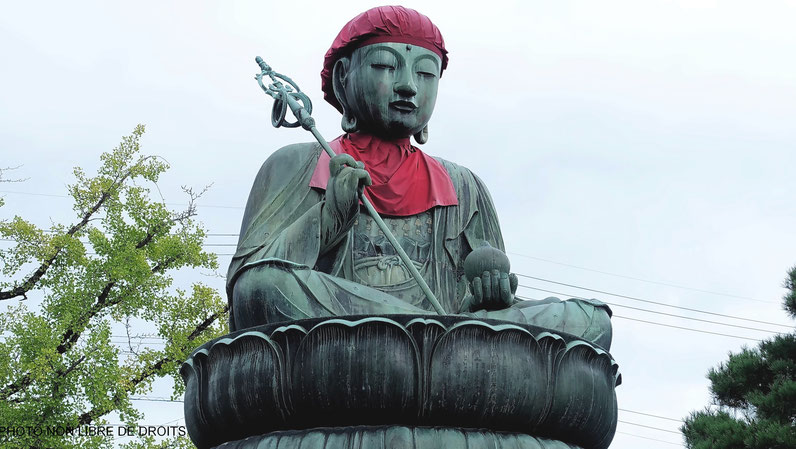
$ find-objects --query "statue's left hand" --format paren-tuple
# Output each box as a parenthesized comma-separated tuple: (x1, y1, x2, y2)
(463, 270, 518, 311)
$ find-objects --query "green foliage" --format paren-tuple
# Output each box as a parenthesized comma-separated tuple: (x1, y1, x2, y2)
(682, 269, 796, 449)
(784, 267, 796, 319)
(0, 126, 228, 448)
(123, 435, 195, 449)
(682, 410, 747, 449)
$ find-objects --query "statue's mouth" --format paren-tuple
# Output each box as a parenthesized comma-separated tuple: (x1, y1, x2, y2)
(390, 101, 417, 113)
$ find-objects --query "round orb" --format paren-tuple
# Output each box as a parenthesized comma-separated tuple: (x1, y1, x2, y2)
(464, 244, 510, 280)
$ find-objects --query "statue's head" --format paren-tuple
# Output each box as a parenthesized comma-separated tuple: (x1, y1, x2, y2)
(321, 6, 448, 142)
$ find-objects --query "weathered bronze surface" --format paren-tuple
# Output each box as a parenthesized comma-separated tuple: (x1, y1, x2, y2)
(214, 427, 588, 449)
(182, 316, 620, 449)
(183, 6, 620, 449)
(227, 40, 613, 348)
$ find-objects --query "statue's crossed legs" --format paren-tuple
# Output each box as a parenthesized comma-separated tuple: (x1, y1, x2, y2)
(232, 262, 613, 350)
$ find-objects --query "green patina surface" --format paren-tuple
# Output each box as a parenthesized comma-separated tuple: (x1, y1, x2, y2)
(227, 42, 613, 350)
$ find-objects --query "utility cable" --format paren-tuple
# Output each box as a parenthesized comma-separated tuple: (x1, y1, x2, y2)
(508, 251, 773, 304)
(615, 431, 683, 446)
(618, 420, 681, 435)
(516, 274, 791, 328)
(0, 194, 775, 306)
(519, 285, 781, 334)
(0, 190, 244, 210)
(612, 315, 761, 342)
(515, 296, 762, 341)
(619, 408, 683, 423)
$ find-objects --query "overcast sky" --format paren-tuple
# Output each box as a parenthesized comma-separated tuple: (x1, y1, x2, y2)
(2, 1, 795, 448)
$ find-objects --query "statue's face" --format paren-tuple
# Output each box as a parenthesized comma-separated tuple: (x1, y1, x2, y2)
(344, 42, 441, 138)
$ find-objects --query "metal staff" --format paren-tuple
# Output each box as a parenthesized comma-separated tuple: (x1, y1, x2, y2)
(254, 56, 445, 315)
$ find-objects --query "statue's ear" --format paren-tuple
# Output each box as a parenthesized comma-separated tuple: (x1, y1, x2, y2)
(333, 57, 358, 133)
(413, 125, 429, 144)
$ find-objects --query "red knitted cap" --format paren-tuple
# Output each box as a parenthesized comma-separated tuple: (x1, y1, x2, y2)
(321, 5, 449, 113)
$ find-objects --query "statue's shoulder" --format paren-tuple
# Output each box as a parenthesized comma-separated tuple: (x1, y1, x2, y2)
(433, 156, 488, 190)
(248, 142, 322, 190)
(263, 142, 322, 168)
(433, 156, 470, 178)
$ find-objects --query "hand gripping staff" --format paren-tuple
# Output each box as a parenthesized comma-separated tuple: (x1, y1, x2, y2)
(253, 56, 446, 315)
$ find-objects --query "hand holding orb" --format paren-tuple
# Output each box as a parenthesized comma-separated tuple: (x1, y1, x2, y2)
(463, 244, 517, 311)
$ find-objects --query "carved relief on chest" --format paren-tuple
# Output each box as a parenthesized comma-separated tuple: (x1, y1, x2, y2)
(351, 211, 433, 287)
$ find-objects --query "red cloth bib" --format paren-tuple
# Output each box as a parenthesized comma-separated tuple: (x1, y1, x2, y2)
(309, 133, 458, 217)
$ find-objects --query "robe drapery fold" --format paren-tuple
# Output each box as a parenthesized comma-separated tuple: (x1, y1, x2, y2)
(227, 141, 504, 323)
(227, 141, 613, 349)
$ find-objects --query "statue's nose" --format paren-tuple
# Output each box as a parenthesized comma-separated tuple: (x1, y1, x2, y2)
(394, 69, 417, 97)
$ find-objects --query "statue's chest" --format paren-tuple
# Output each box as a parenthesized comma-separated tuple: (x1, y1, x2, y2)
(350, 211, 433, 288)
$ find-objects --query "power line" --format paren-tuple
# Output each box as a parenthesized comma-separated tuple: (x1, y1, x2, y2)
(3, 237, 787, 340)
(517, 274, 791, 328)
(615, 431, 683, 447)
(0, 190, 244, 210)
(509, 251, 774, 304)
(516, 295, 763, 341)
(127, 396, 688, 438)
(130, 397, 182, 403)
(127, 400, 688, 446)
(110, 334, 164, 340)
(612, 315, 761, 342)
(129, 399, 688, 447)
(618, 420, 681, 435)
(0, 190, 68, 198)
(0, 196, 776, 306)
(111, 340, 166, 345)
(519, 285, 780, 334)
(619, 408, 683, 423)
(6, 232, 785, 329)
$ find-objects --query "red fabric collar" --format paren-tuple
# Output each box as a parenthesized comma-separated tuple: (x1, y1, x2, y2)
(309, 133, 458, 216)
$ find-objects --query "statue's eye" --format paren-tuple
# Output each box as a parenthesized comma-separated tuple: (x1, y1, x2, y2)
(371, 63, 396, 70)
(414, 59, 439, 78)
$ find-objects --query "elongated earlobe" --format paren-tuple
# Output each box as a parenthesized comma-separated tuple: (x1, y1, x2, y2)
(342, 114, 358, 133)
(333, 58, 358, 133)
(413, 125, 429, 144)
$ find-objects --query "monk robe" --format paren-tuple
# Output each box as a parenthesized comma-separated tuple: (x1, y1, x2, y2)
(227, 137, 613, 350)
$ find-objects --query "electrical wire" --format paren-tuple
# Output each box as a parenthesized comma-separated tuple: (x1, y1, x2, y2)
(615, 431, 683, 446)
(516, 274, 791, 328)
(516, 294, 763, 341)
(0, 193, 776, 305)
(619, 408, 683, 423)
(519, 285, 781, 333)
(618, 420, 681, 435)
(612, 315, 761, 342)
(509, 251, 774, 304)
(0, 190, 244, 210)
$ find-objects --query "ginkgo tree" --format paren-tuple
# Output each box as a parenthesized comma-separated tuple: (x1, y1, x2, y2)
(0, 125, 228, 449)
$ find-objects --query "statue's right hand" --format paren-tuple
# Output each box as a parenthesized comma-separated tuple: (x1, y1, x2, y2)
(321, 154, 372, 238)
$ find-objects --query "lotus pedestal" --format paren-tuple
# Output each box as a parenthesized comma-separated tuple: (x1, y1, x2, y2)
(181, 315, 621, 449)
